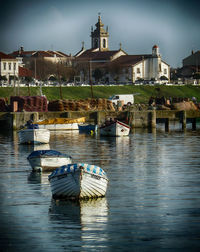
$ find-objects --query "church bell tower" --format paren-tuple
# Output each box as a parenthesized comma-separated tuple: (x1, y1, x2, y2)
(91, 14, 109, 51)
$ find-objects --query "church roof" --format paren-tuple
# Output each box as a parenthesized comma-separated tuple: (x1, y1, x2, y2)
(113, 55, 151, 66)
(76, 49, 121, 61)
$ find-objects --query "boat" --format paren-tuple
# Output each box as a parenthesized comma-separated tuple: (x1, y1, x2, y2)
(27, 150, 72, 172)
(18, 124, 50, 144)
(78, 123, 98, 133)
(36, 117, 86, 130)
(100, 120, 130, 136)
(48, 163, 108, 199)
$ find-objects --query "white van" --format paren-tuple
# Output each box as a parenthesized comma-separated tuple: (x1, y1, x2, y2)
(108, 94, 134, 105)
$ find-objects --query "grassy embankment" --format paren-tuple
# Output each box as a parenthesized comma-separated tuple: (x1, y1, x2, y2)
(0, 85, 200, 104)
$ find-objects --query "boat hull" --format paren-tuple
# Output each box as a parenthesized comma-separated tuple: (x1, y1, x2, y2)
(38, 123, 80, 130)
(28, 156, 72, 172)
(18, 129, 50, 144)
(37, 117, 86, 130)
(49, 163, 108, 199)
(100, 121, 130, 136)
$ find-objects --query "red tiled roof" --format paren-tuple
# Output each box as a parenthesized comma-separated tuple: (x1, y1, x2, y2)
(10, 51, 36, 57)
(10, 50, 69, 58)
(18, 66, 33, 77)
(0, 52, 15, 59)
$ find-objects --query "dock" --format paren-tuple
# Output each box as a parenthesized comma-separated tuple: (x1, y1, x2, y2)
(1, 110, 200, 131)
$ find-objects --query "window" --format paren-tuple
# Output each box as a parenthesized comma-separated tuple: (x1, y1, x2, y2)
(95, 39, 98, 48)
(9, 63, 11, 70)
(103, 39, 106, 48)
(14, 63, 16, 71)
(164, 68, 167, 74)
(137, 68, 140, 74)
(3, 62, 6, 70)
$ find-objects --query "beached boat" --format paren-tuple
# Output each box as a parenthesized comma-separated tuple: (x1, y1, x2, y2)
(27, 150, 72, 172)
(100, 120, 130, 136)
(48, 163, 108, 199)
(78, 123, 98, 133)
(18, 124, 50, 144)
(36, 117, 86, 130)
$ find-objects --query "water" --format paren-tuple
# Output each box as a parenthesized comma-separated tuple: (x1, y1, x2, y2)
(1, 127, 200, 251)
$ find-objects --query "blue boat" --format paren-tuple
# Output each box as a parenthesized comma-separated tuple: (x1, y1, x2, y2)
(78, 124, 98, 134)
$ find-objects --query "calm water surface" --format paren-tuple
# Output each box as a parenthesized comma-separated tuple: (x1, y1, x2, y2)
(0, 127, 200, 251)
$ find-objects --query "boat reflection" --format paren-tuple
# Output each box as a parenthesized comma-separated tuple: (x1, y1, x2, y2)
(28, 171, 50, 184)
(49, 198, 108, 238)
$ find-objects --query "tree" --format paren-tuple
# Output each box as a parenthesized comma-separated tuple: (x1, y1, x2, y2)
(0, 75, 7, 81)
(93, 68, 103, 83)
(193, 72, 200, 80)
(25, 76, 33, 82)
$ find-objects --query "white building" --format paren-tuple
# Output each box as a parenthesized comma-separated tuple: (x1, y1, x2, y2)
(0, 52, 19, 82)
(112, 45, 170, 83)
(75, 15, 170, 84)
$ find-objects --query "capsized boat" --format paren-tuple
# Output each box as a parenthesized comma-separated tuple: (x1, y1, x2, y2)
(48, 163, 108, 199)
(27, 150, 72, 172)
(36, 117, 86, 130)
(100, 120, 130, 136)
(78, 123, 98, 133)
(18, 124, 50, 144)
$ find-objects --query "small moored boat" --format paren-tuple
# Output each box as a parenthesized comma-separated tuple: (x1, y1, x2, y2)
(18, 124, 50, 144)
(100, 120, 130, 137)
(78, 124, 98, 133)
(27, 150, 72, 172)
(48, 163, 108, 199)
(36, 117, 86, 130)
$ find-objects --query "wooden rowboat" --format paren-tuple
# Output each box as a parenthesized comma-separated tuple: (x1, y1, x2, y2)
(27, 150, 72, 172)
(48, 163, 108, 199)
(100, 120, 130, 137)
(36, 117, 86, 130)
(18, 127, 50, 144)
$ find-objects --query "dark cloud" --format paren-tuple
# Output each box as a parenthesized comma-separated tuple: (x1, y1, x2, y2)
(0, 0, 199, 67)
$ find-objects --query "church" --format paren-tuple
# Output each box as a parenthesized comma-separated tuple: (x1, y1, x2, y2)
(75, 15, 170, 84)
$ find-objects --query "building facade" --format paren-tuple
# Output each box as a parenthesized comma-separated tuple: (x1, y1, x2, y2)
(0, 52, 19, 83)
(183, 50, 200, 70)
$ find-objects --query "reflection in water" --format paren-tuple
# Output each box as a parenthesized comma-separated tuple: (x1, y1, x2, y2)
(1, 128, 200, 251)
(28, 171, 50, 185)
(49, 197, 108, 249)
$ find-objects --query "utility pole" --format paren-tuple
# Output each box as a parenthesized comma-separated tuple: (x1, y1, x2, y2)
(89, 59, 94, 98)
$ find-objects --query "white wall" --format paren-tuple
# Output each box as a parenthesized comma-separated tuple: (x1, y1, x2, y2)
(0, 59, 19, 80)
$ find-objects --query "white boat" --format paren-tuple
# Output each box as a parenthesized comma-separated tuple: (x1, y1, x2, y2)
(48, 163, 109, 199)
(36, 117, 86, 130)
(100, 120, 130, 136)
(27, 150, 72, 172)
(18, 128, 50, 144)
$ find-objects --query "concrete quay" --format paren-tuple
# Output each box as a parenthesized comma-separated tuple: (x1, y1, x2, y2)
(0, 110, 200, 131)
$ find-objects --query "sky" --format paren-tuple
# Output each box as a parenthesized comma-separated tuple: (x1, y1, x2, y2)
(0, 0, 200, 68)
